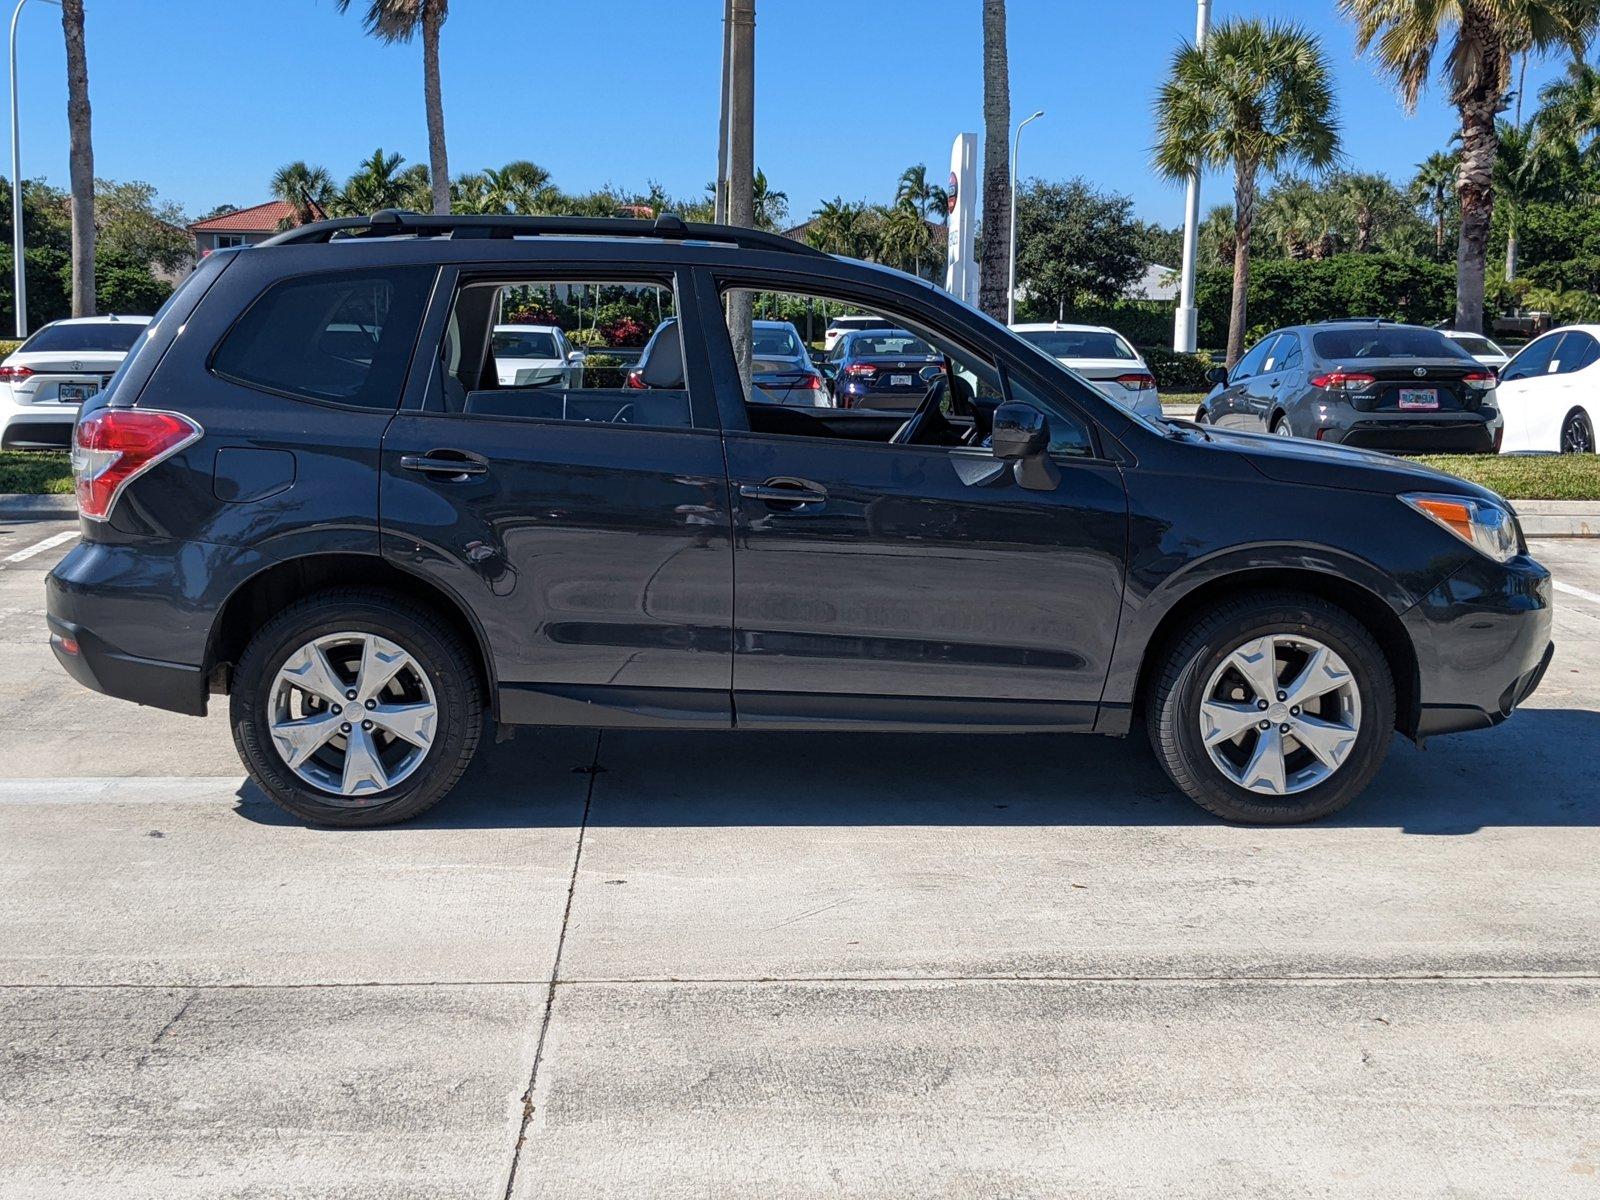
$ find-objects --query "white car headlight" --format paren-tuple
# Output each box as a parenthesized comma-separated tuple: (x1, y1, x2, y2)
(1400, 492, 1520, 563)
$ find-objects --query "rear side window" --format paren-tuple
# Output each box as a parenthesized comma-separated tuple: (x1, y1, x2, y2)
(212, 266, 434, 409)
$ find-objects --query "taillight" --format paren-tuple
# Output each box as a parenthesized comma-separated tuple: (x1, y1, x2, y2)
(1463, 371, 1495, 390)
(800, 374, 821, 389)
(843, 363, 877, 377)
(0, 363, 34, 382)
(1310, 371, 1376, 392)
(1114, 372, 1156, 391)
(624, 368, 646, 389)
(72, 408, 201, 522)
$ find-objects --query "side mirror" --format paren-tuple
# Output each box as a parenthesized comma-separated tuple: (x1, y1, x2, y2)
(991, 401, 1060, 491)
(567, 350, 586, 364)
(1205, 365, 1228, 386)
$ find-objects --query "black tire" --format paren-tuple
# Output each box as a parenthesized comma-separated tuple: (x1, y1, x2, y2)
(1560, 408, 1594, 454)
(1270, 412, 1294, 437)
(230, 588, 482, 827)
(1146, 591, 1395, 824)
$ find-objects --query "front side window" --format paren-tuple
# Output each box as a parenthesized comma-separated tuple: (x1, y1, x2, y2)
(1231, 336, 1276, 380)
(433, 278, 689, 428)
(212, 266, 435, 409)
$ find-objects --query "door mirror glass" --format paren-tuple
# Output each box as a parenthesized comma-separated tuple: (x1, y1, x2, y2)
(1205, 365, 1228, 386)
(991, 401, 1050, 460)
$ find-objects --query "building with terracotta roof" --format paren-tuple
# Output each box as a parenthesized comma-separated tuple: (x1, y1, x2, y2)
(187, 198, 328, 258)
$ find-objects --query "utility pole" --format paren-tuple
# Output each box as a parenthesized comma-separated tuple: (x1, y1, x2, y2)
(1173, 0, 1211, 353)
(1007, 109, 1043, 325)
(8, 0, 60, 337)
(714, 0, 732, 223)
(726, 0, 755, 392)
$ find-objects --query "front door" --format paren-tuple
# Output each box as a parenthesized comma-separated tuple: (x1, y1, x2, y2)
(379, 267, 735, 727)
(702, 274, 1129, 730)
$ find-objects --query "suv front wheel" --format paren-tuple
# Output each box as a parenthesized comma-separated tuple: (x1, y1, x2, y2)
(1147, 592, 1395, 823)
(230, 589, 482, 827)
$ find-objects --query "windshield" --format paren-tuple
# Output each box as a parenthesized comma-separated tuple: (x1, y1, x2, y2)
(20, 322, 145, 353)
(492, 329, 559, 358)
(1017, 329, 1136, 361)
(752, 326, 802, 357)
(851, 332, 935, 357)
(1312, 328, 1470, 360)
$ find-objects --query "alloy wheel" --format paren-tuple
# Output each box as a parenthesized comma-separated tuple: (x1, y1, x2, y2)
(1198, 634, 1362, 796)
(267, 632, 438, 800)
(1562, 412, 1594, 454)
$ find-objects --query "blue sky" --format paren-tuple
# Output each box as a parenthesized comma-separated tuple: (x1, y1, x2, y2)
(7, 0, 1580, 230)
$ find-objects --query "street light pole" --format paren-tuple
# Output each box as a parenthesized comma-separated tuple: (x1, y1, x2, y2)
(1173, 0, 1212, 353)
(1007, 108, 1043, 326)
(9, 0, 60, 339)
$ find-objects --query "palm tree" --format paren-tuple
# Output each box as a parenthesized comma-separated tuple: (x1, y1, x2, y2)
(878, 198, 936, 276)
(977, 0, 1011, 319)
(337, 0, 451, 214)
(1154, 19, 1340, 365)
(482, 161, 554, 213)
(1340, 0, 1600, 332)
(1261, 178, 1334, 259)
(751, 169, 788, 231)
(1495, 119, 1564, 279)
(896, 163, 950, 222)
(397, 163, 433, 211)
(60, 0, 94, 316)
(1336, 171, 1396, 253)
(1534, 59, 1600, 163)
(449, 172, 492, 215)
(1411, 150, 1459, 259)
(270, 161, 334, 226)
(806, 198, 877, 260)
(339, 148, 408, 215)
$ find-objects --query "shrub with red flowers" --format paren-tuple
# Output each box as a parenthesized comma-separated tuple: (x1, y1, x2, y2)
(599, 315, 650, 346)
(507, 303, 559, 326)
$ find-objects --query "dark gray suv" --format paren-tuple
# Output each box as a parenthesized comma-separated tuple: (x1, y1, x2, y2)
(1197, 320, 1500, 454)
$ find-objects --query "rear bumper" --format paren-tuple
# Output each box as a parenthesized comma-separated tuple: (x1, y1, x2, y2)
(2, 406, 76, 449)
(46, 612, 208, 716)
(1324, 413, 1495, 455)
(1404, 552, 1554, 739)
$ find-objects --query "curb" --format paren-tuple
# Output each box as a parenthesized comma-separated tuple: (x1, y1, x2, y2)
(1510, 501, 1600, 539)
(0, 494, 76, 518)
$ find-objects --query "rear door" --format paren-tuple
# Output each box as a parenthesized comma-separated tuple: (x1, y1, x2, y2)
(379, 266, 735, 728)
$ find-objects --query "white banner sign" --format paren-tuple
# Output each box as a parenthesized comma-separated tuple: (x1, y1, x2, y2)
(944, 132, 978, 307)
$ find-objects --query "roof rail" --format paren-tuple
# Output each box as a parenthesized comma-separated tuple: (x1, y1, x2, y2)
(258, 209, 829, 258)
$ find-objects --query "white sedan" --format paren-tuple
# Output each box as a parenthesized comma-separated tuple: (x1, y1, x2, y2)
(1494, 324, 1598, 454)
(490, 323, 585, 388)
(1441, 329, 1511, 375)
(0, 315, 150, 450)
(1010, 322, 1161, 419)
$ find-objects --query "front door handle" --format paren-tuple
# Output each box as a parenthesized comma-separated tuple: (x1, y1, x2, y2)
(400, 450, 489, 478)
(738, 479, 828, 508)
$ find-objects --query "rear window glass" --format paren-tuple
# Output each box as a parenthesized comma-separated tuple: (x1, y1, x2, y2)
(752, 326, 802, 357)
(850, 332, 936, 357)
(212, 266, 434, 408)
(1016, 330, 1136, 361)
(20, 322, 145, 353)
(1312, 328, 1470, 360)
(1450, 335, 1500, 356)
(492, 328, 559, 359)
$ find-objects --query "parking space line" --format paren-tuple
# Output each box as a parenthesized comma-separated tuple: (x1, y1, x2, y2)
(1554, 579, 1600, 606)
(0, 530, 77, 567)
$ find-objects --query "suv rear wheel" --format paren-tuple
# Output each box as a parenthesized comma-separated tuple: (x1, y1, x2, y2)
(230, 589, 482, 827)
(1147, 592, 1395, 823)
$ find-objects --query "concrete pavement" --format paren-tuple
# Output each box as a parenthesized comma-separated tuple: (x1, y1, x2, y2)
(2, 512, 1598, 1197)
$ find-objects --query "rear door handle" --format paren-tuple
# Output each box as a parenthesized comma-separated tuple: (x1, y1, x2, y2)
(400, 450, 489, 478)
(738, 479, 828, 508)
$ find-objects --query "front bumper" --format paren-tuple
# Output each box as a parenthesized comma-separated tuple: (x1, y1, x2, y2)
(1404, 551, 1553, 740)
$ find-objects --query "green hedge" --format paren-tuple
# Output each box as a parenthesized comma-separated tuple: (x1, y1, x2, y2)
(0, 339, 21, 360)
(1142, 346, 1215, 392)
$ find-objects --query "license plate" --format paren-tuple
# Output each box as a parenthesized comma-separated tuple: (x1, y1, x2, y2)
(58, 383, 96, 404)
(890, 374, 914, 387)
(1397, 388, 1438, 410)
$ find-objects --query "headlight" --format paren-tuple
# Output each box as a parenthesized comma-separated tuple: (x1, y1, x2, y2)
(1400, 492, 1520, 562)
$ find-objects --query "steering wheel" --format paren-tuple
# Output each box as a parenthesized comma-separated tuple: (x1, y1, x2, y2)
(889, 375, 950, 447)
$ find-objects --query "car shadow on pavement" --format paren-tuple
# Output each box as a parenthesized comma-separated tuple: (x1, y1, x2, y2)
(232, 706, 1600, 835)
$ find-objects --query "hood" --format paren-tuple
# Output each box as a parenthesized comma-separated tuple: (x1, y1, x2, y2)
(1196, 423, 1503, 503)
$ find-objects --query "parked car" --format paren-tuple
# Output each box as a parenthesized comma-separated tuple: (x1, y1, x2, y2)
(489, 323, 583, 387)
(822, 313, 892, 353)
(1010, 322, 1161, 420)
(1197, 320, 1499, 454)
(639, 317, 829, 405)
(822, 327, 944, 410)
(1440, 329, 1511, 375)
(0, 315, 150, 449)
(1493, 324, 1599, 454)
(48, 210, 1551, 831)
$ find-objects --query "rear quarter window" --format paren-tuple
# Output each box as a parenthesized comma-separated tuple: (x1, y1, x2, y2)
(210, 266, 435, 409)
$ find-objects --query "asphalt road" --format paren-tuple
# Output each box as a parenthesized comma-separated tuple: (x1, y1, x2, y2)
(2, 513, 1598, 1198)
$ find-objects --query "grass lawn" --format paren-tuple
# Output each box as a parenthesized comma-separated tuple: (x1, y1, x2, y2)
(1414, 454, 1600, 501)
(0, 450, 72, 495)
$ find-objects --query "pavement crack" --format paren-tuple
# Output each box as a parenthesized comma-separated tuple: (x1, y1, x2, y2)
(134, 989, 195, 1068)
(497, 729, 600, 1200)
